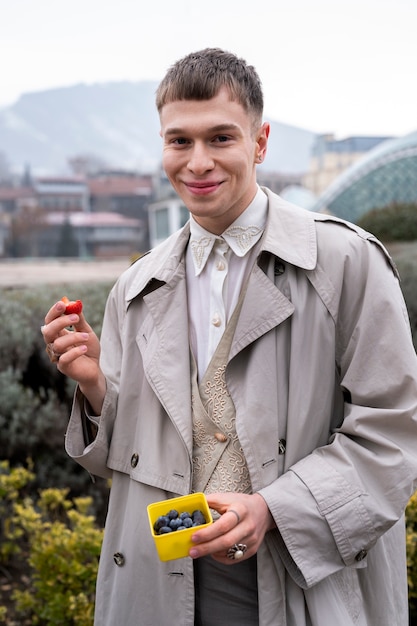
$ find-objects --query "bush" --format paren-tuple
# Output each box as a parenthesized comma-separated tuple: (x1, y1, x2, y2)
(391, 250, 417, 350)
(0, 461, 103, 625)
(407, 492, 417, 621)
(0, 282, 112, 523)
(357, 203, 417, 242)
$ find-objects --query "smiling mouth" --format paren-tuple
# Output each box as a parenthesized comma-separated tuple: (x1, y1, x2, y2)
(184, 181, 222, 195)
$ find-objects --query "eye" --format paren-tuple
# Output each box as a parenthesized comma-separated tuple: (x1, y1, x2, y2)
(173, 137, 189, 145)
(215, 135, 230, 143)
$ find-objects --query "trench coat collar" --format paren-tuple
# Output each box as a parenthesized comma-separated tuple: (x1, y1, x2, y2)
(125, 187, 317, 304)
(260, 187, 317, 270)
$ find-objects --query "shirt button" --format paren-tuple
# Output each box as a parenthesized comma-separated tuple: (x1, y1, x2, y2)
(211, 313, 222, 327)
(216, 260, 225, 271)
(214, 432, 228, 442)
(130, 453, 139, 468)
(355, 549, 367, 561)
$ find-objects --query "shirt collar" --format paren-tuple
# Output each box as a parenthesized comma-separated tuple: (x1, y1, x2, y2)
(189, 186, 268, 276)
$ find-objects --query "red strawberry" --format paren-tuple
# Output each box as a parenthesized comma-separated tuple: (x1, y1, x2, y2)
(61, 296, 83, 315)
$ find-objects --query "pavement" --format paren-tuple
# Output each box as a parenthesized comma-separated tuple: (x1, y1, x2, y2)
(0, 258, 131, 287)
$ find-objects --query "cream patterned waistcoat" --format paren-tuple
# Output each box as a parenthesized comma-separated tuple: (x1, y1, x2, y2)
(191, 285, 252, 497)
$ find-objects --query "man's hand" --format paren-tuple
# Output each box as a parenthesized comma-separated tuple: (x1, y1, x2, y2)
(42, 299, 106, 415)
(189, 492, 275, 563)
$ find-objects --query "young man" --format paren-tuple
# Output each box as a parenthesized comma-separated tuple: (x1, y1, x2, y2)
(42, 49, 417, 625)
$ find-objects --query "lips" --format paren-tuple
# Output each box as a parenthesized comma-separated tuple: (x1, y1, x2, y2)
(184, 181, 222, 195)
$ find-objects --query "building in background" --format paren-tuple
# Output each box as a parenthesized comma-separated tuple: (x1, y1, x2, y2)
(148, 198, 189, 248)
(34, 177, 89, 212)
(311, 130, 417, 222)
(40, 211, 144, 258)
(87, 171, 153, 249)
(304, 134, 392, 197)
(0, 174, 149, 258)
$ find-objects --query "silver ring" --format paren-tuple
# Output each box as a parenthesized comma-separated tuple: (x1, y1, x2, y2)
(228, 509, 240, 524)
(227, 543, 247, 560)
(45, 343, 60, 363)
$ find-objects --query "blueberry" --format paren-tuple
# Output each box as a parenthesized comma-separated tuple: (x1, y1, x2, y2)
(192, 510, 206, 526)
(154, 515, 170, 532)
(169, 518, 183, 530)
(154, 506, 207, 534)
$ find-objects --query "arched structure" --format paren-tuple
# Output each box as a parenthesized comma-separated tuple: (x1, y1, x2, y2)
(311, 130, 417, 222)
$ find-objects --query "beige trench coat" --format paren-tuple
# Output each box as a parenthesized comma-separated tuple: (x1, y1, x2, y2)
(66, 188, 417, 625)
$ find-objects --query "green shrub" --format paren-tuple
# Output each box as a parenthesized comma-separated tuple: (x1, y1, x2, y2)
(391, 250, 417, 350)
(0, 460, 35, 563)
(0, 461, 103, 625)
(358, 203, 417, 242)
(12, 491, 103, 625)
(407, 492, 417, 620)
(0, 282, 112, 522)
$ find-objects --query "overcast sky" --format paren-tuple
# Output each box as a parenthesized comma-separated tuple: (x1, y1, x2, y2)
(1, 0, 416, 138)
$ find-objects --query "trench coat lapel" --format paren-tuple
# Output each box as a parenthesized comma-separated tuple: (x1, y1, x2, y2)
(230, 263, 294, 361)
(137, 260, 193, 454)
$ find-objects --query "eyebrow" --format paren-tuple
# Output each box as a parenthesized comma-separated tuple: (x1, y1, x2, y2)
(163, 123, 241, 137)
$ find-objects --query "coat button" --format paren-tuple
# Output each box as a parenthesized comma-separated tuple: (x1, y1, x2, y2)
(130, 453, 139, 468)
(214, 432, 228, 442)
(355, 549, 367, 562)
(274, 260, 285, 276)
(113, 552, 125, 566)
(278, 439, 286, 454)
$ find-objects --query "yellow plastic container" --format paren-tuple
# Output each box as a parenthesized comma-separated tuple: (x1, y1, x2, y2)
(147, 493, 213, 561)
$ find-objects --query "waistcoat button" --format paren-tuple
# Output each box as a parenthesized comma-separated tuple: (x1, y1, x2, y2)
(214, 432, 228, 442)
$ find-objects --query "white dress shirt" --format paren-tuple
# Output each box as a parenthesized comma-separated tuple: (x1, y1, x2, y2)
(186, 186, 268, 379)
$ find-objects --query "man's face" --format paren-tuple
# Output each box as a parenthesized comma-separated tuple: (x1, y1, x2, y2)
(160, 87, 269, 235)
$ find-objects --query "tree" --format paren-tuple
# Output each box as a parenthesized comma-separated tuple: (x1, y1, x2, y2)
(56, 218, 79, 257)
(0, 151, 11, 184)
(68, 153, 108, 177)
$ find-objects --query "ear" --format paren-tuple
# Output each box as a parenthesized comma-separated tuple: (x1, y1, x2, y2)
(255, 122, 270, 163)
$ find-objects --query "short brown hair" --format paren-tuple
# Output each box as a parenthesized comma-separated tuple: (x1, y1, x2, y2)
(156, 48, 264, 125)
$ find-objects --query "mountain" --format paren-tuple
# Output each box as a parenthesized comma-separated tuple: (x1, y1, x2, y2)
(0, 82, 316, 176)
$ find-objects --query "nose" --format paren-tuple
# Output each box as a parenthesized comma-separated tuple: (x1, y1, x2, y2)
(187, 143, 214, 175)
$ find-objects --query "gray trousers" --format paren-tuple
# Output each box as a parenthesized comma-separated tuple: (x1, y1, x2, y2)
(194, 555, 259, 625)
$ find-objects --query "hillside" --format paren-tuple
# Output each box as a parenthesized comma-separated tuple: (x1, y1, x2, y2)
(0, 82, 316, 175)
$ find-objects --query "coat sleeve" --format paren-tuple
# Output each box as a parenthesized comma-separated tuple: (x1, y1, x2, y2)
(64, 280, 124, 480)
(259, 228, 417, 588)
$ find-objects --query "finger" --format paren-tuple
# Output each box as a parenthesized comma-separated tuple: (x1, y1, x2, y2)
(56, 344, 88, 368)
(52, 331, 90, 354)
(45, 342, 60, 364)
(227, 509, 241, 525)
(70, 312, 94, 333)
(190, 525, 251, 561)
(191, 508, 242, 549)
(44, 300, 66, 324)
(41, 317, 74, 345)
(205, 492, 241, 515)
